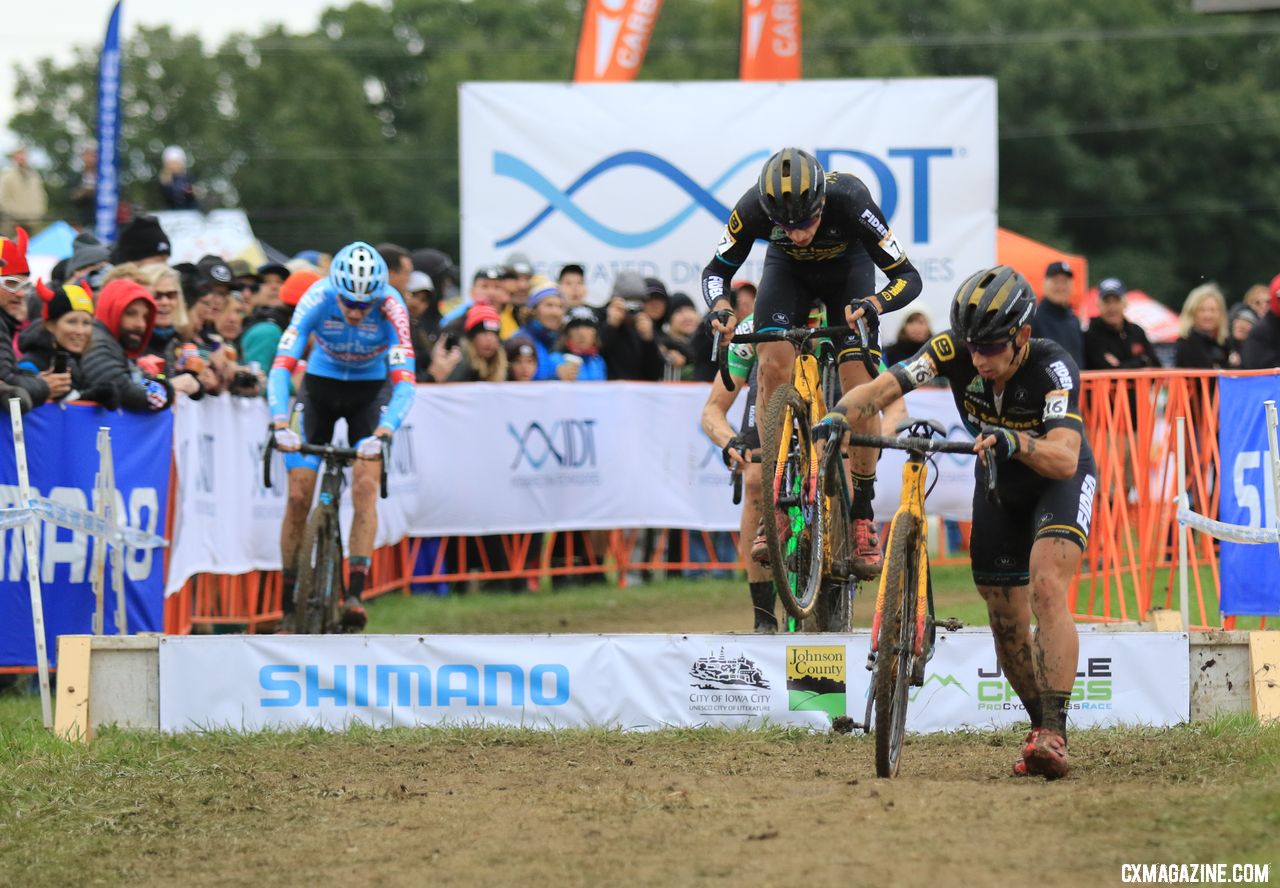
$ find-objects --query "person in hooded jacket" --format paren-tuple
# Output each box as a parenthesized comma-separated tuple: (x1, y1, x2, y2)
(17, 280, 98, 402)
(81, 279, 200, 411)
(0, 228, 50, 411)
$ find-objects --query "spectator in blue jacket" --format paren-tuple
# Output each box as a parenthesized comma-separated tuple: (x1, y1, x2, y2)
(1031, 261, 1084, 368)
(519, 280, 566, 380)
(551, 306, 608, 381)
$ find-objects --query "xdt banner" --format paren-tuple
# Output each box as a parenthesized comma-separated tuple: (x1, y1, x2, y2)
(1217, 374, 1280, 616)
(95, 1, 123, 244)
(458, 80, 996, 336)
(573, 0, 664, 82)
(740, 0, 801, 79)
(0, 405, 171, 666)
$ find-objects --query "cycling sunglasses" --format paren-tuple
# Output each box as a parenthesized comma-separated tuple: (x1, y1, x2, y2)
(965, 339, 1014, 357)
(339, 296, 374, 312)
(777, 215, 819, 233)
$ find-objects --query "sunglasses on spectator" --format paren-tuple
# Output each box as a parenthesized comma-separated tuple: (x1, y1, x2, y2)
(339, 297, 373, 313)
(965, 339, 1013, 357)
(237, 282, 260, 294)
(154, 289, 180, 300)
(0, 274, 30, 292)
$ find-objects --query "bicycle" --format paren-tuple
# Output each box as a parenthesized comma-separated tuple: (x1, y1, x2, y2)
(718, 322, 861, 633)
(263, 435, 389, 634)
(823, 420, 992, 777)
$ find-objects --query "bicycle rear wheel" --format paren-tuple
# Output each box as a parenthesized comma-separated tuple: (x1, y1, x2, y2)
(295, 507, 346, 634)
(874, 513, 920, 778)
(761, 383, 825, 620)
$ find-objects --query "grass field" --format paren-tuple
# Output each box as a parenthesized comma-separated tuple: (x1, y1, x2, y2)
(1, 576, 1276, 887)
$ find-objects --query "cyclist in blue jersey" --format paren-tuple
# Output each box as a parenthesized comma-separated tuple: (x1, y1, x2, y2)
(268, 241, 417, 631)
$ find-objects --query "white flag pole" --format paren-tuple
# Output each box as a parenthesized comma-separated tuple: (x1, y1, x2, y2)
(11, 398, 53, 729)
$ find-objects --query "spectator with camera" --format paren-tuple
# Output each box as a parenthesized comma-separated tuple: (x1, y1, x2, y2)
(599, 270, 663, 380)
(82, 279, 200, 410)
(0, 228, 50, 412)
(518, 279, 567, 380)
(550, 306, 607, 381)
(18, 281, 95, 402)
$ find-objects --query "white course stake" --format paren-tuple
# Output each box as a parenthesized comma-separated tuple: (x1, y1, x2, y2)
(91, 427, 110, 635)
(11, 398, 53, 729)
(1176, 416, 1189, 631)
(1266, 401, 1280, 565)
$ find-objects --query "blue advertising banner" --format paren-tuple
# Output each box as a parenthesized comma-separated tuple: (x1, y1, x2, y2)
(0, 404, 171, 667)
(1218, 374, 1280, 616)
(95, 1, 123, 244)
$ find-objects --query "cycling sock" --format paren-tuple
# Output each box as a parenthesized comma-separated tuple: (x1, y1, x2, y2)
(851, 473, 877, 520)
(749, 581, 777, 626)
(348, 556, 371, 601)
(1022, 695, 1043, 728)
(1040, 690, 1071, 740)
(281, 569, 297, 615)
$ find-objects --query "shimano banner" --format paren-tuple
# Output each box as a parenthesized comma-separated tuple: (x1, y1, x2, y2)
(159, 630, 1187, 734)
(1217, 375, 1280, 616)
(0, 405, 171, 667)
(459, 79, 996, 334)
(165, 384, 974, 592)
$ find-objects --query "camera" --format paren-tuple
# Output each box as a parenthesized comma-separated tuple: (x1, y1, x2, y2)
(624, 300, 644, 314)
(52, 350, 69, 375)
(230, 370, 260, 395)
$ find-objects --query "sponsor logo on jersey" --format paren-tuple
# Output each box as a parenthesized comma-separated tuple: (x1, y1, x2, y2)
(1077, 474, 1097, 535)
(966, 376, 984, 395)
(772, 312, 789, 325)
(383, 294, 414, 348)
(930, 334, 957, 362)
(322, 319, 344, 332)
(858, 208, 889, 239)
(727, 209, 744, 235)
(1047, 360, 1073, 390)
(1044, 389, 1069, 420)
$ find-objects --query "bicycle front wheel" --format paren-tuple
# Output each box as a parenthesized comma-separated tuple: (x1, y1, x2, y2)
(874, 513, 920, 778)
(295, 507, 346, 634)
(761, 383, 825, 620)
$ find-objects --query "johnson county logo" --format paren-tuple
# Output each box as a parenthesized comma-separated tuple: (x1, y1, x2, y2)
(786, 645, 846, 720)
(687, 648, 772, 718)
(494, 147, 954, 248)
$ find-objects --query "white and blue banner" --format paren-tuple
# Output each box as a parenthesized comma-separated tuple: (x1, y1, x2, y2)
(1217, 374, 1280, 616)
(459, 79, 997, 337)
(95, 1, 123, 244)
(0, 405, 171, 667)
(165, 384, 973, 592)
(158, 629, 1188, 734)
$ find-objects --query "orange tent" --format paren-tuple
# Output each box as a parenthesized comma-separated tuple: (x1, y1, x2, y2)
(995, 227, 1087, 311)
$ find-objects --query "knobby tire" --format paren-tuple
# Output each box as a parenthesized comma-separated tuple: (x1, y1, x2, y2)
(874, 514, 920, 778)
(295, 507, 345, 634)
(760, 384, 825, 620)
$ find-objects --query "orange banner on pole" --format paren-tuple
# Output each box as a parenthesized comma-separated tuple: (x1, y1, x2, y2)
(740, 0, 802, 80)
(574, 0, 665, 82)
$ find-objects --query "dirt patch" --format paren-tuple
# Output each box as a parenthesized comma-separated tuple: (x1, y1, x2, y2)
(3, 726, 1275, 887)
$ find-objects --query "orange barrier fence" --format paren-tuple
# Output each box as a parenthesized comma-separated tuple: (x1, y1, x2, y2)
(161, 369, 1277, 635)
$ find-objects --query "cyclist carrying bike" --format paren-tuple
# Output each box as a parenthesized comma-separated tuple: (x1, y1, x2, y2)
(268, 241, 416, 631)
(819, 266, 1095, 779)
(702, 147, 923, 578)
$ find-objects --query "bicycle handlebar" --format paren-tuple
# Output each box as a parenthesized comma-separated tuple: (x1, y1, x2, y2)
(842, 431, 1000, 505)
(263, 434, 390, 499)
(730, 324, 853, 345)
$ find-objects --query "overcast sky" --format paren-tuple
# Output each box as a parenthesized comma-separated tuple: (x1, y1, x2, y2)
(2, 0, 351, 154)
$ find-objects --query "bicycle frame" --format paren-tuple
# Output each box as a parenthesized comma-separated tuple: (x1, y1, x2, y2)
(871, 454, 931, 657)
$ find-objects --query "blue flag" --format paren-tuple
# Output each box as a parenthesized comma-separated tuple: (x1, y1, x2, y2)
(1218, 374, 1280, 616)
(95, 1, 123, 244)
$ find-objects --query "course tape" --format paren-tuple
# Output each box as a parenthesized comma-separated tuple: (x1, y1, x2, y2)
(0, 498, 168, 549)
(1177, 505, 1280, 545)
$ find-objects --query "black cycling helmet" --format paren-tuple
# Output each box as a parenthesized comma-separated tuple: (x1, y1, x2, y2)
(950, 265, 1037, 344)
(757, 148, 826, 227)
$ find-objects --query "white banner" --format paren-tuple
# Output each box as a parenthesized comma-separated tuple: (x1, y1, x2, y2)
(459, 79, 997, 336)
(158, 630, 1189, 734)
(166, 384, 975, 590)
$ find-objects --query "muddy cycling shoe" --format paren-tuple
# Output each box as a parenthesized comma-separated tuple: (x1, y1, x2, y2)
(340, 596, 368, 632)
(1012, 728, 1040, 776)
(851, 518, 882, 579)
(754, 614, 778, 634)
(1021, 727, 1069, 780)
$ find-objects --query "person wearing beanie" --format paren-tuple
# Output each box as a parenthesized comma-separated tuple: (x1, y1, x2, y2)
(66, 232, 111, 288)
(549, 306, 607, 382)
(517, 281, 566, 380)
(18, 281, 96, 401)
(81, 279, 200, 411)
(1242, 273, 1280, 369)
(657, 292, 700, 381)
(599, 270, 663, 380)
(1227, 303, 1257, 368)
(110, 215, 171, 265)
(0, 227, 50, 412)
(642, 276, 670, 325)
(448, 303, 508, 382)
(505, 337, 538, 382)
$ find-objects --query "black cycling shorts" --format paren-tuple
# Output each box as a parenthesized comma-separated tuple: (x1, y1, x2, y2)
(969, 458, 1098, 587)
(738, 365, 761, 450)
(752, 245, 878, 365)
(291, 374, 392, 450)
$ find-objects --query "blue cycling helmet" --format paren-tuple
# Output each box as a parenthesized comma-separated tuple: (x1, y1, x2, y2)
(329, 241, 388, 304)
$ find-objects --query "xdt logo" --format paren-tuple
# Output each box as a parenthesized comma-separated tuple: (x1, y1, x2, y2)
(495, 147, 954, 249)
(509, 420, 598, 470)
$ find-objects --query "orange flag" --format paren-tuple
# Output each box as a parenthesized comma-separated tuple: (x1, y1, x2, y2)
(740, 0, 802, 80)
(574, 0, 665, 82)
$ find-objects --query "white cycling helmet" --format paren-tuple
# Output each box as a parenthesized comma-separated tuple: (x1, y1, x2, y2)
(330, 241, 388, 304)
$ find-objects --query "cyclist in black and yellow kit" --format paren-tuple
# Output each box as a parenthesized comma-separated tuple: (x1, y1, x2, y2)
(701, 147, 923, 577)
(819, 266, 1096, 779)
